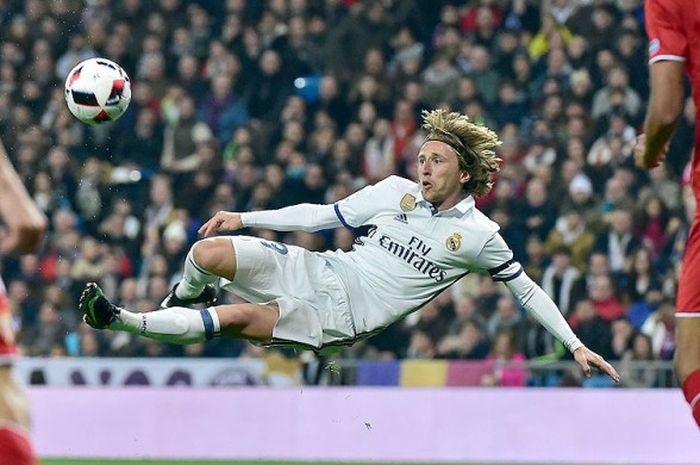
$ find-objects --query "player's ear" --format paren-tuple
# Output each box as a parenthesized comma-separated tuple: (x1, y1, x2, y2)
(460, 171, 471, 184)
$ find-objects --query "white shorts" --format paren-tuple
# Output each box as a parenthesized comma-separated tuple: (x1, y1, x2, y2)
(220, 236, 356, 350)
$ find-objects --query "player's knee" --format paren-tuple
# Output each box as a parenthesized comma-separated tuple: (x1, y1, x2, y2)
(191, 239, 217, 270)
(192, 238, 234, 275)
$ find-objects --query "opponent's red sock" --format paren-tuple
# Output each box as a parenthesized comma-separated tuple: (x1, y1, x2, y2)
(682, 369, 700, 429)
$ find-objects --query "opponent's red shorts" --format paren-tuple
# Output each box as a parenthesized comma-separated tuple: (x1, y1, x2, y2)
(677, 215, 700, 314)
(0, 425, 37, 465)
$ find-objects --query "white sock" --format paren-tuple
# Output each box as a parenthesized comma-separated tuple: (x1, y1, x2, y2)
(111, 306, 221, 344)
(175, 248, 218, 300)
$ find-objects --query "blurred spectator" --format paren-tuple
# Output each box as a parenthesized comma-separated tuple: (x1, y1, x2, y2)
(486, 295, 523, 340)
(620, 333, 658, 388)
(437, 318, 490, 360)
(593, 208, 640, 275)
(528, 14, 572, 61)
(637, 163, 682, 212)
(591, 65, 641, 122)
(248, 49, 290, 121)
(545, 208, 595, 271)
(22, 302, 65, 356)
(411, 300, 451, 346)
(518, 177, 556, 241)
(610, 318, 635, 359)
(541, 247, 580, 317)
(590, 274, 625, 322)
(641, 299, 676, 361)
(569, 299, 613, 361)
(523, 234, 546, 283)
(621, 247, 661, 304)
(406, 330, 435, 359)
(481, 329, 527, 387)
(465, 46, 500, 105)
(198, 74, 248, 144)
(503, 0, 540, 34)
(421, 52, 460, 107)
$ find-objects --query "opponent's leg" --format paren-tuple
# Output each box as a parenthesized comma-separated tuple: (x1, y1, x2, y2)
(0, 367, 30, 430)
(162, 237, 235, 308)
(0, 426, 37, 465)
(0, 367, 36, 465)
(81, 282, 278, 344)
(675, 318, 700, 428)
(675, 214, 700, 428)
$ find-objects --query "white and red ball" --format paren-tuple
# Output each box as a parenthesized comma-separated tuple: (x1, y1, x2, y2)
(64, 58, 131, 125)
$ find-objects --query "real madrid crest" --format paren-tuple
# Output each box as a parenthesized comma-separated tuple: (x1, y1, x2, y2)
(446, 232, 462, 252)
(400, 193, 416, 212)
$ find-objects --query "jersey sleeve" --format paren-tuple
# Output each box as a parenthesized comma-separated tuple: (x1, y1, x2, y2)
(645, 0, 687, 64)
(334, 176, 396, 229)
(473, 233, 523, 281)
(474, 234, 583, 352)
(241, 203, 341, 232)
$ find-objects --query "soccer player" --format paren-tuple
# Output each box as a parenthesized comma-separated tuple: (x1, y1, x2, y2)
(81, 109, 620, 383)
(635, 0, 700, 428)
(0, 139, 47, 465)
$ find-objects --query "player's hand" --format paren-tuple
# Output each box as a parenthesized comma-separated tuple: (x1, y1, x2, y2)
(633, 133, 668, 170)
(573, 346, 621, 383)
(0, 222, 46, 255)
(198, 211, 243, 237)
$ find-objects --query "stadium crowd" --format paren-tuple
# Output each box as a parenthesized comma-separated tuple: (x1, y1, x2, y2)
(0, 0, 688, 387)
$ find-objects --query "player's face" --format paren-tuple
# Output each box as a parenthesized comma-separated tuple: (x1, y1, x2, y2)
(417, 141, 470, 209)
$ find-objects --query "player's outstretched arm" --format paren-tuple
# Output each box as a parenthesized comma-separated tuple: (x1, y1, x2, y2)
(479, 234, 621, 382)
(634, 60, 685, 170)
(0, 140, 47, 254)
(199, 203, 342, 237)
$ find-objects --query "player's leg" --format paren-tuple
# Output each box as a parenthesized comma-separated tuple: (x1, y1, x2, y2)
(80, 282, 279, 344)
(216, 302, 280, 342)
(0, 367, 36, 465)
(0, 367, 30, 430)
(675, 318, 700, 427)
(675, 216, 700, 428)
(0, 427, 37, 465)
(81, 235, 334, 347)
(161, 237, 234, 308)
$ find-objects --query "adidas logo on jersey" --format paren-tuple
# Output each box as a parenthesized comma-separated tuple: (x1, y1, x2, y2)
(393, 213, 408, 224)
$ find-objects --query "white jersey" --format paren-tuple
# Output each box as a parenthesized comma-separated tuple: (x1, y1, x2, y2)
(321, 176, 513, 335)
(242, 175, 583, 352)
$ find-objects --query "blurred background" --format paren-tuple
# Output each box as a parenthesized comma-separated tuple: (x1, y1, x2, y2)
(0, 0, 697, 463)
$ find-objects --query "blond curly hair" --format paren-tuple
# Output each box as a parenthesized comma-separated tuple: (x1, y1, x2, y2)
(422, 109, 502, 197)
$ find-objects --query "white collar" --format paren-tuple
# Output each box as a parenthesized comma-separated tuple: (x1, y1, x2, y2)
(415, 190, 475, 216)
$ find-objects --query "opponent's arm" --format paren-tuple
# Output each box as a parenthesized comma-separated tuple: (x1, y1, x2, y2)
(634, 61, 685, 169)
(479, 234, 620, 382)
(199, 203, 341, 236)
(0, 140, 47, 254)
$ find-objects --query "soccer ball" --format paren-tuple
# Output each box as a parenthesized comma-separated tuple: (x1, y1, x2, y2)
(64, 58, 131, 125)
